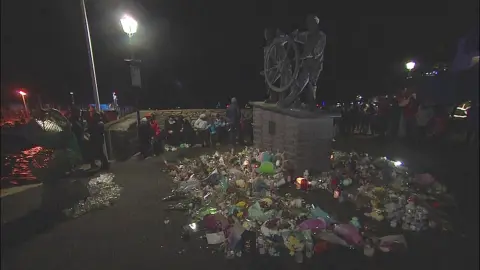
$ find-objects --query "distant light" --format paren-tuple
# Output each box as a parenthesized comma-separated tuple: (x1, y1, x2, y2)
(226, 104, 230, 108)
(316, 104, 320, 107)
(393, 161, 402, 167)
(472, 56, 479, 65)
(406, 61, 416, 71)
(18, 90, 27, 96)
(70, 92, 74, 95)
(120, 15, 138, 35)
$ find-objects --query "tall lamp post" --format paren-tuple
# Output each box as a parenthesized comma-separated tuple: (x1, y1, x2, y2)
(18, 90, 29, 118)
(406, 61, 416, 79)
(120, 15, 141, 127)
(70, 92, 75, 105)
(80, 0, 101, 112)
(80, 0, 108, 159)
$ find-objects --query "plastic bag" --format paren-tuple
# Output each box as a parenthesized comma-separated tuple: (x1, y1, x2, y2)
(378, 234, 407, 252)
(203, 169, 221, 185)
(247, 202, 276, 222)
(316, 232, 349, 247)
(333, 224, 363, 246)
(310, 206, 335, 223)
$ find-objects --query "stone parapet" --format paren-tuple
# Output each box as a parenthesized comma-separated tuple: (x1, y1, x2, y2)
(105, 109, 252, 161)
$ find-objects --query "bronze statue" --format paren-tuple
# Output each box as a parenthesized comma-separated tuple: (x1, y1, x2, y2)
(263, 15, 326, 111)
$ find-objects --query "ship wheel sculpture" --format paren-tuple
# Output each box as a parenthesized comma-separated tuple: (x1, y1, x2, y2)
(263, 34, 301, 93)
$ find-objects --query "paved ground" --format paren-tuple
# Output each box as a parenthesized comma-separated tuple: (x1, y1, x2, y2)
(1, 137, 478, 270)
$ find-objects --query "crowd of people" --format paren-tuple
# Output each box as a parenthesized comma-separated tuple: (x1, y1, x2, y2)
(338, 90, 478, 146)
(137, 97, 253, 159)
(68, 106, 110, 171)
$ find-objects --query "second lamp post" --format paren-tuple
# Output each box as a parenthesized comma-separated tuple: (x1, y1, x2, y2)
(120, 15, 142, 127)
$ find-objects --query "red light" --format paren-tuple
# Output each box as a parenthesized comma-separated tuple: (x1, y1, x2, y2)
(316, 104, 320, 107)
(18, 90, 27, 96)
(226, 104, 230, 108)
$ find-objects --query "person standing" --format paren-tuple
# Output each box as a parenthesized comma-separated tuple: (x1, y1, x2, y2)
(148, 113, 162, 155)
(164, 115, 180, 146)
(376, 97, 389, 138)
(138, 117, 154, 159)
(69, 106, 86, 162)
(403, 93, 419, 141)
(178, 116, 194, 146)
(194, 114, 210, 147)
(366, 103, 376, 135)
(226, 97, 241, 145)
(415, 102, 434, 143)
(208, 117, 218, 146)
(389, 97, 401, 139)
(87, 112, 109, 170)
(213, 114, 226, 144)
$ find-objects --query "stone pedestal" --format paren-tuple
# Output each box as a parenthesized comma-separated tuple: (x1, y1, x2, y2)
(250, 102, 336, 174)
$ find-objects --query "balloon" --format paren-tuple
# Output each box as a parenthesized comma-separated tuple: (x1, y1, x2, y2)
(257, 161, 275, 174)
(298, 218, 327, 231)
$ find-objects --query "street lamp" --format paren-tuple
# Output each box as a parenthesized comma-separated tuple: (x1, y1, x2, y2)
(406, 61, 416, 79)
(70, 92, 75, 105)
(18, 90, 29, 118)
(120, 15, 138, 38)
(120, 15, 142, 128)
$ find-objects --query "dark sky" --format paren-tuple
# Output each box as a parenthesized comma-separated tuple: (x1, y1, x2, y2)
(1, 0, 478, 108)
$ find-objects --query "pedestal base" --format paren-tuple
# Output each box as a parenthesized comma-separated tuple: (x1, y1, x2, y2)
(250, 102, 335, 174)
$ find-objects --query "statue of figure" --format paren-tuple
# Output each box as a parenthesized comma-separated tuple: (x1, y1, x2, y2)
(279, 15, 326, 111)
(262, 28, 292, 104)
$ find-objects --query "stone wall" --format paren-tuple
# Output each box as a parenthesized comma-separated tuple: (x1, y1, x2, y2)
(252, 104, 334, 174)
(105, 109, 252, 161)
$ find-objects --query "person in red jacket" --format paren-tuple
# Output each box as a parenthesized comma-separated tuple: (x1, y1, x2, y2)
(147, 113, 162, 155)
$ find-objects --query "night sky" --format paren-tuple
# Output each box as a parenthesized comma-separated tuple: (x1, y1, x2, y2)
(1, 0, 478, 108)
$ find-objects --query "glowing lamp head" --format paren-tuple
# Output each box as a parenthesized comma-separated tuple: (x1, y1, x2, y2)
(120, 15, 138, 35)
(406, 61, 416, 71)
(18, 90, 27, 96)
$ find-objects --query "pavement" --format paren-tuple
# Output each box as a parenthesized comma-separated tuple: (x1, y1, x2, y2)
(1, 138, 478, 270)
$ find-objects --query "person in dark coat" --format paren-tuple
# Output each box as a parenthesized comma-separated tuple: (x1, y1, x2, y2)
(69, 106, 86, 161)
(178, 116, 194, 145)
(226, 97, 241, 145)
(164, 115, 180, 146)
(138, 117, 154, 159)
(87, 112, 109, 170)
